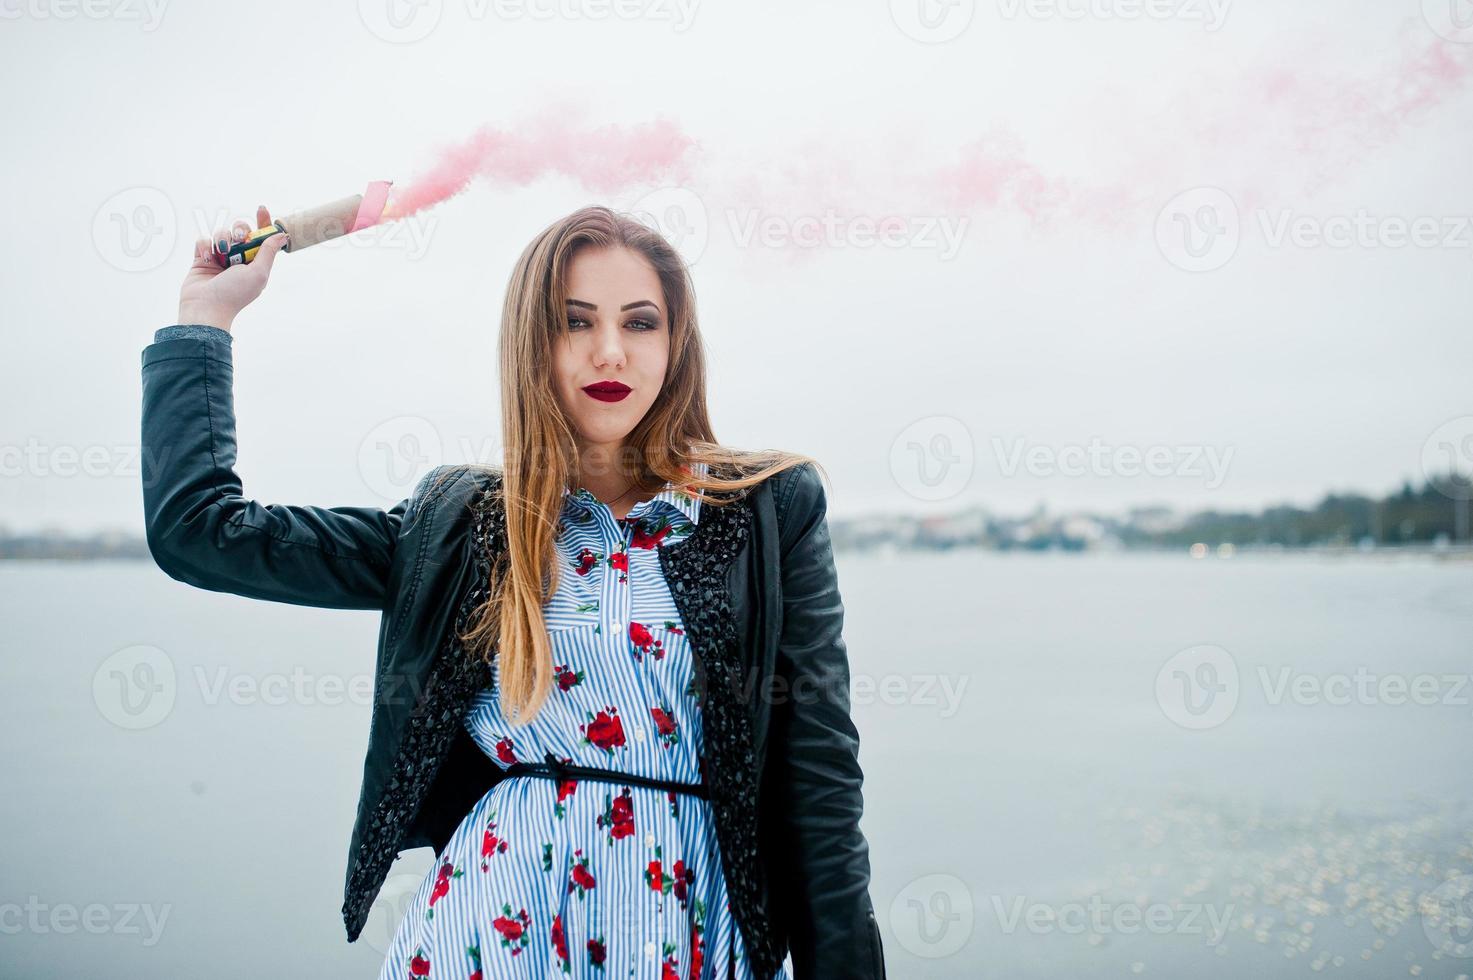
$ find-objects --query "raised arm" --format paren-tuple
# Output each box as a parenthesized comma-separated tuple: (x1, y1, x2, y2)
(140, 325, 420, 610)
(770, 462, 885, 978)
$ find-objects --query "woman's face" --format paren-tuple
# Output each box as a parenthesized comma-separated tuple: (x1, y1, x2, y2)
(552, 245, 670, 461)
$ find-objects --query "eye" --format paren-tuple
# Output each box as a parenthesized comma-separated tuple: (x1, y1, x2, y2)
(565, 314, 659, 331)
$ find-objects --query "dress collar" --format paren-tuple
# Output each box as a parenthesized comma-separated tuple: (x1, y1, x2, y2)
(561, 460, 708, 527)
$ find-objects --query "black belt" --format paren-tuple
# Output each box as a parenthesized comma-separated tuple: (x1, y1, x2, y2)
(500, 751, 709, 800)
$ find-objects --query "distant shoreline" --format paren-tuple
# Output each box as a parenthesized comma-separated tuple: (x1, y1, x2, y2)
(5, 540, 1471, 563)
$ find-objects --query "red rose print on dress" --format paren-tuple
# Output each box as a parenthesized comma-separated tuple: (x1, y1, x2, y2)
(630, 515, 683, 550)
(688, 910, 707, 980)
(495, 737, 517, 765)
(646, 844, 673, 894)
(573, 547, 600, 576)
(661, 941, 680, 979)
(492, 903, 531, 956)
(608, 549, 628, 584)
(426, 860, 463, 919)
(551, 913, 571, 972)
(671, 857, 695, 909)
(568, 848, 597, 898)
(409, 948, 430, 976)
(467, 944, 483, 980)
(554, 663, 585, 691)
(580, 706, 626, 754)
(627, 621, 664, 663)
(596, 787, 636, 844)
(554, 775, 578, 819)
(587, 936, 607, 966)
(481, 810, 509, 871)
(644, 846, 696, 910)
(650, 704, 679, 748)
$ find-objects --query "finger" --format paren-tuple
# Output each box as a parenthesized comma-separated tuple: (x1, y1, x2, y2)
(257, 204, 271, 228)
(188, 237, 209, 269)
(203, 228, 230, 263)
(190, 236, 222, 269)
(231, 219, 251, 243)
(249, 228, 289, 276)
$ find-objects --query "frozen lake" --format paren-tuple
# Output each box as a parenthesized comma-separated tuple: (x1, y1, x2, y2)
(3, 551, 1471, 978)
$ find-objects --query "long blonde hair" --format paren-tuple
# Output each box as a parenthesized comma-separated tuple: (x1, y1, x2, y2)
(455, 205, 821, 726)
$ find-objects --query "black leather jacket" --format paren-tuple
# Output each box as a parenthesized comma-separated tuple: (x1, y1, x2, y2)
(139, 327, 885, 978)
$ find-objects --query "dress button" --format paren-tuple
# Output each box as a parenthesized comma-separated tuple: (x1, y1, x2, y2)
(645, 940, 657, 957)
(633, 727, 645, 742)
(645, 832, 656, 847)
(611, 620, 623, 633)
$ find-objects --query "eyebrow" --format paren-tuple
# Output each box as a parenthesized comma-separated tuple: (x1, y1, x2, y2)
(566, 298, 662, 314)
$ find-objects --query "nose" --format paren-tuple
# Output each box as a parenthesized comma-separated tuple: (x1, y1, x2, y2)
(591, 321, 626, 370)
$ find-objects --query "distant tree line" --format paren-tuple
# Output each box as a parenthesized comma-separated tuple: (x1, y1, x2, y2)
(1120, 474, 1472, 548)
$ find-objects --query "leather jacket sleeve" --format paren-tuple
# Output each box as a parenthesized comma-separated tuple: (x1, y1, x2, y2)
(770, 463, 885, 978)
(139, 327, 420, 610)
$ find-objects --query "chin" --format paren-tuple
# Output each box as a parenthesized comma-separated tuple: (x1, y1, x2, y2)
(576, 419, 636, 444)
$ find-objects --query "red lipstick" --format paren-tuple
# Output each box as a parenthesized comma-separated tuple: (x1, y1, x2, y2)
(583, 380, 631, 403)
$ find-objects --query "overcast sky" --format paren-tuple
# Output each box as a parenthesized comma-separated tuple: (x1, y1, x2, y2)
(3, 0, 1471, 533)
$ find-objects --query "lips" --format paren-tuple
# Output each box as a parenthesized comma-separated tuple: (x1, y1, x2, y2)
(583, 381, 631, 403)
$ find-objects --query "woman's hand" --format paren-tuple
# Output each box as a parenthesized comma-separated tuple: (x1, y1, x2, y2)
(176, 204, 290, 332)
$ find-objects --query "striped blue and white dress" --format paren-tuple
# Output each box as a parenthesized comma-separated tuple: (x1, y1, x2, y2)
(379, 464, 785, 979)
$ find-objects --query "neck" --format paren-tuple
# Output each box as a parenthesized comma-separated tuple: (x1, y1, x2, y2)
(574, 442, 645, 506)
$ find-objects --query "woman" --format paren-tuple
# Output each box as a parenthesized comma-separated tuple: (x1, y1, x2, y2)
(140, 206, 884, 978)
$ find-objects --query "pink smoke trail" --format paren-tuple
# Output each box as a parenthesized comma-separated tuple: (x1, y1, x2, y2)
(929, 27, 1473, 232)
(381, 114, 698, 221)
